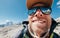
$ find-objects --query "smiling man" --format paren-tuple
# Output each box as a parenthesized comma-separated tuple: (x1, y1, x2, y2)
(16, 0, 60, 38)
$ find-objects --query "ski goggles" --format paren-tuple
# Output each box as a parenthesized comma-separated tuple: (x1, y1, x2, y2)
(28, 7, 52, 15)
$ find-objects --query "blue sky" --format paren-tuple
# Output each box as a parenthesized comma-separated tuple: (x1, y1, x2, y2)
(0, 0, 60, 24)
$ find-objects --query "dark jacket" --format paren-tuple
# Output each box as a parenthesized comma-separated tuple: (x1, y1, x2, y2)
(17, 19, 60, 38)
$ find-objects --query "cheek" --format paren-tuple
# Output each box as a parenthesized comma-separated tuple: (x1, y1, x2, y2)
(46, 16, 52, 29)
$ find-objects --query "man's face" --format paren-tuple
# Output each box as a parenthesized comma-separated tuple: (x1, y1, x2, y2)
(28, 8, 52, 35)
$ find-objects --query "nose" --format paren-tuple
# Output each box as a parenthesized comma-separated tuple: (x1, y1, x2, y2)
(34, 9, 44, 17)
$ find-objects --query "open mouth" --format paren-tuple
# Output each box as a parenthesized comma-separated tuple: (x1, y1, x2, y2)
(32, 20, 46, 24)
(38, 20, 46, 23)
(31, 19, 47, 29)
(32, 18, 47, 23)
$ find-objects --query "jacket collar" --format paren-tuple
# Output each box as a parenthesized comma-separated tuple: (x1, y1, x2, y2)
(49, 18, 58, 36)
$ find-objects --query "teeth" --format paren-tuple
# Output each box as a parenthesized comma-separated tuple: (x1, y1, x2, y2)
(39, 21, 43, 22)
(39, 20, 44, 22)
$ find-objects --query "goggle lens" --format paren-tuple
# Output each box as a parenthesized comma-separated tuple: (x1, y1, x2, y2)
(28, 7, 52, 15)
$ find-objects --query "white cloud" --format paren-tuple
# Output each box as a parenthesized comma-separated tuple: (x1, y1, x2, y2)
(57, 0, 60, 5)
(57, 0, 60, 8)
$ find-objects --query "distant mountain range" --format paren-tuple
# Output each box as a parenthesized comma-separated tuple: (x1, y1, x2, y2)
(0, 21, 21, 27)
(0, 17, 60, 27)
